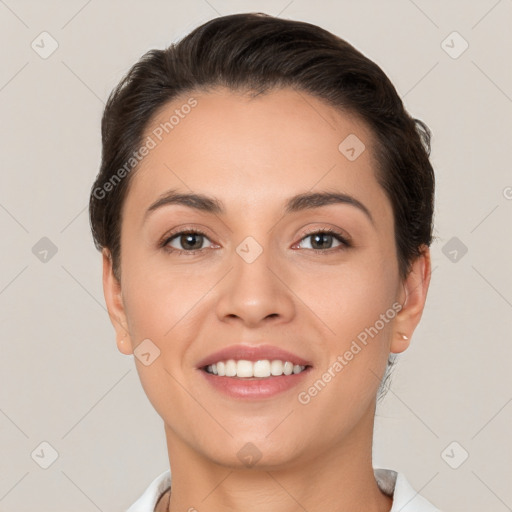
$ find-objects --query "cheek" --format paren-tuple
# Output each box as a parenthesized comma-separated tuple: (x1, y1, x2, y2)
(293, 264, 398, 424)
(294, 251, 398, 339)
(122, 265, 207, 342)
(119, 225, 209, 338)
(120, 266, 210, 420)
(291, 251, 398, 405)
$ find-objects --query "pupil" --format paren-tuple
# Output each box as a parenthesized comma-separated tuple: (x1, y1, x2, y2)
(312, 233, 332, 249)
(182, 233, 203, 250)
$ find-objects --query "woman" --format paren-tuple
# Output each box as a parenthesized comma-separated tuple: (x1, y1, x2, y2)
(89, 12, 441, 512)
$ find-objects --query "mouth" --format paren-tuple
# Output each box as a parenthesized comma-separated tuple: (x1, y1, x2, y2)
(199, 361, 312, 399)
(196, 344, 314, 399)
(201, 359, 311, 378)
(196, 343, 312, 370)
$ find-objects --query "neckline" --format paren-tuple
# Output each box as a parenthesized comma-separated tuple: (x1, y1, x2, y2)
(151, 467, 397, 512)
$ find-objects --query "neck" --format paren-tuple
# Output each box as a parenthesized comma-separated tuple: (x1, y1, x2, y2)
(163, 404, 392, 512)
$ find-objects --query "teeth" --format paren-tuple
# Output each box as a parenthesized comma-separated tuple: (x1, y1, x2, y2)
(205, 359, 307, 378)
(254, 360, 270, 378)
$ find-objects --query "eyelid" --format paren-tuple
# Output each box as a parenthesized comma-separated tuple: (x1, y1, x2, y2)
(296, 223, 351, 242)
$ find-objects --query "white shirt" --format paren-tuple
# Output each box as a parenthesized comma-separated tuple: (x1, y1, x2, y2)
(126, 467, 442, 511)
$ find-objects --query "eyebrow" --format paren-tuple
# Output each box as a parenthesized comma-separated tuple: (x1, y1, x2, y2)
(144, 189, 374, 225)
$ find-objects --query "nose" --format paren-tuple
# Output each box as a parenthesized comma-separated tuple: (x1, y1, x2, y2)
(215, 244, 296, 328)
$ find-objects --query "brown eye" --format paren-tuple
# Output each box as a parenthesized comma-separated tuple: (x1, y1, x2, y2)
(297, 229, 350, 251)
(164, 230, 211, 252)
(305, 233, 337, 250)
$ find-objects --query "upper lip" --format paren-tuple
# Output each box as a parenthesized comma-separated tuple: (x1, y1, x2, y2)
(196, 344, 313, 368)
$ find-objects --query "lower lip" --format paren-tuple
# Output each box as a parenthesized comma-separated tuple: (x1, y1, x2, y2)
(199, 368, 312, 399)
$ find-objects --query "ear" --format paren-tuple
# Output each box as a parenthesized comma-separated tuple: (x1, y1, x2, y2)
(102, 249, 133, 355)
(390, 245, 432, 354)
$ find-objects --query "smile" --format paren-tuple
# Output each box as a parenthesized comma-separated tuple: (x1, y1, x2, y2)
(204, 359, 308, 378)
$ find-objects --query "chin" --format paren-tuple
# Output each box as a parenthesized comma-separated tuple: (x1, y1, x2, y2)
(200, 433, 306, 471)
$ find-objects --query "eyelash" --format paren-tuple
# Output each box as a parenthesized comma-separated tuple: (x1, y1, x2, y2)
(160, 226, 352, 256)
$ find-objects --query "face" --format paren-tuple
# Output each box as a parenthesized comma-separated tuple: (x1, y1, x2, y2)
(103, 87, 430, 470)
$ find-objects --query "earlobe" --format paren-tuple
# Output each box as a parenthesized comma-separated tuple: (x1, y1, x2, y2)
(102, 249, 134, 355)
(390, 246, 431, 354)
(116, 335, 133, 356)
(391, 332, 410, 354)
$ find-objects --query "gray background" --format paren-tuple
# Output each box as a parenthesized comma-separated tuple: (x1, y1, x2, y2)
(1, 1, 511, 510)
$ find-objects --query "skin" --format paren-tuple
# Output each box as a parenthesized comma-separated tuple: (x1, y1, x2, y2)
(102, 87, 431, 512)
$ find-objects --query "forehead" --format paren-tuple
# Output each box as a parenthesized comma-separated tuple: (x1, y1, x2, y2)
(123, 87, 392, 224)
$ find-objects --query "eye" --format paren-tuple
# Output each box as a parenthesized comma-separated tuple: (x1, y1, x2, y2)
(160, 227, 351, 255)
(162, 229, 214, 254)
(295, 228, 351, 252)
